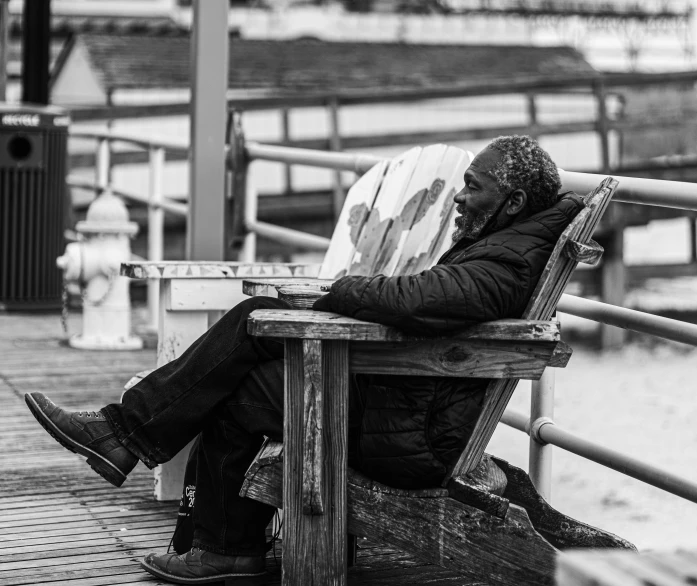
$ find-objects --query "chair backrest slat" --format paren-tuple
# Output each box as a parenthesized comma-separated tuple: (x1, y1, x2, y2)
(347, 146, 427, 276)
(444, 177, 619, 484)
(369, 144, 451, 276)
(392, 147, 472, 276)
(318, 145, 473, 280)
(317, 159, 391, 280)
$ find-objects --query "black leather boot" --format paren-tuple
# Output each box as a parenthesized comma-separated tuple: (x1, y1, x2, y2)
(25, 392, 138, 487)
(142, 547, 266, 584)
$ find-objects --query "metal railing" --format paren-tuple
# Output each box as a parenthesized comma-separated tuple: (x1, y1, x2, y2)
(67, 130, 188, 325)
(68, 129, 697, 508)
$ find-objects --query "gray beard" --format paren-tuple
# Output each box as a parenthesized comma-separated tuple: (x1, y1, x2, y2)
(452, 210, 494, 243)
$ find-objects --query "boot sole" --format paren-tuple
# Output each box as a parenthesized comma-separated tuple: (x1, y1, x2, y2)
(141, 558, 266, 584)
(25, 394, 127, 488)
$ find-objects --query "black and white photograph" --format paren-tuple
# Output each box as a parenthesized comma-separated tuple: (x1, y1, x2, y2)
(1, 0, 697, 584)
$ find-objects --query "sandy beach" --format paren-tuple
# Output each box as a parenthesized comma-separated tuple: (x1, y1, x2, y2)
(488, 334, 697, 551)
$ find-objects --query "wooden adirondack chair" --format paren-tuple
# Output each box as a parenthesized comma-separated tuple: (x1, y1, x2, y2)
(240, 176, 636, 586)
(121, 144, 473, 499)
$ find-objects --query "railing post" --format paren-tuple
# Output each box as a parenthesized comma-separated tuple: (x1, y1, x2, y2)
(228, 111, 248, 259)
(594, 80, 627, 349)
(240, 184, 258, 263)
(148, 147, 165, 327)
(328, 97, 344, 223)
(526, 92, 538, 139)
(281, 108, 293, 195)
(594, 80, 611, 175)
(96, 138, 110, 195)
(529, 368, 555, 502)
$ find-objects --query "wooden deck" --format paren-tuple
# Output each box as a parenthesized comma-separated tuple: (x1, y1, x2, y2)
(0, 311, 475, 585)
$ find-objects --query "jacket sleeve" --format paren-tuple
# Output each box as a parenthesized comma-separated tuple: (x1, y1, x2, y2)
(312, 256, 531, 336)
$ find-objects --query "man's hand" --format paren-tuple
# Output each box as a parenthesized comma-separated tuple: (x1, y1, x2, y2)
(312, 294, 332, 312)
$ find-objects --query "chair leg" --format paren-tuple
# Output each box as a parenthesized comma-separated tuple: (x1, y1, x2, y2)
(347, 533, 358, 567)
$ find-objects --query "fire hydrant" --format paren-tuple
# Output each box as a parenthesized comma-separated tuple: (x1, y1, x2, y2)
(57, 191, 143, 350)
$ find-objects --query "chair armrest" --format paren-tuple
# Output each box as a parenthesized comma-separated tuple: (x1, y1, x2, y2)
(251, 311, 565, 381)
(247, 309, 560, 343)
(120, 261, 321, 280)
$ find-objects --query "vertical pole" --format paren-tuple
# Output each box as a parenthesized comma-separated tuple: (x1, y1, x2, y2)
(690, 217, 697, 263)
(187, 0, 229, 261)
(595, 80, 626, 348)
(227, 111, 248, 259)
(281, 108, 293, 195)
(526, 93, 538, 139)
(599, 218, 626, 348)
(594, 81, 611, 175)
(240, 183, 257, 263)
(21, 0, 51, 104)
(96, 138, 110, 195)
(328, 97, 344, 223)
(0, 0, 9, 102)
(105, 91, 114, 186)
(529, 368, 555, 502)
(148, 147, 165, 328)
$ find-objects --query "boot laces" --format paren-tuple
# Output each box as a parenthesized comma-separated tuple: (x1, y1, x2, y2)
(77, 410, 102, 418)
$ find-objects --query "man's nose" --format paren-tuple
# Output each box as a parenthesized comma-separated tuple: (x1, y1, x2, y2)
(453, 188, 467, 204)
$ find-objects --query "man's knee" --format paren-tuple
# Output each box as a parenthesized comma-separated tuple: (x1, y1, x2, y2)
(235, 296, 290, 314)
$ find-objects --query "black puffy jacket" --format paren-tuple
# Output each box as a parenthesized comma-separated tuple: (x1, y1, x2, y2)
(313, 194, 584, 489)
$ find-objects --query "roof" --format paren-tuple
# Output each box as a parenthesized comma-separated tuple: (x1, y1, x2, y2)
(56, 33, 596, 93)
(7, 14, 184, 37)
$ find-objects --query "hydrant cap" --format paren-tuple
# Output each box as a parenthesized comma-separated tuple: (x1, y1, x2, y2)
(77, 192, 138, 235)
(86, 192, 130, 224)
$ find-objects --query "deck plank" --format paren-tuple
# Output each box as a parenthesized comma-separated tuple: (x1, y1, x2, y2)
(0, 311, 477, 585)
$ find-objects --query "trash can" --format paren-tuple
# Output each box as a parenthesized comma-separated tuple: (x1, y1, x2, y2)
(0, 104, 70, 311)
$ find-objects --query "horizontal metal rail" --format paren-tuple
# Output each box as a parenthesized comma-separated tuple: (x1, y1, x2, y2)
(560, 171, 697, 212)
(245, 142, 383, 175)
(501, 409, 697, 505)
(69, 129, 189, 153)
(67, 177, 188, 217)
(71, 132, 697, 213)
(558, 294, 697, 346)
(246, 219, 331, 251)
(241, 142, 697, 212)
(110, 186, 188, 217)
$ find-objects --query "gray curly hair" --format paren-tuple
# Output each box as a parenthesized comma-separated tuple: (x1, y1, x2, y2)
(487, 135, 562, 215)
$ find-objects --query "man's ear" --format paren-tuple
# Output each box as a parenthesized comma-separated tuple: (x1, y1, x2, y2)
(506, 189, 527, 215)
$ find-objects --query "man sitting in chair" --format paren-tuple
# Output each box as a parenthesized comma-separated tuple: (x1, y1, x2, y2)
(26, 135, 583, 584)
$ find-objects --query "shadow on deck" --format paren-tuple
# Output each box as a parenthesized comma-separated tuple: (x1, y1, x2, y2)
(0, 310, 472, 585)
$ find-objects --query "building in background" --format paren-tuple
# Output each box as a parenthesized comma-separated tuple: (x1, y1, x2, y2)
(3, 0, 695, 74)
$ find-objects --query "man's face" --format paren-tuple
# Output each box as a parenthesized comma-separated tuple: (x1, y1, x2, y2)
(452, 146, 507, 243)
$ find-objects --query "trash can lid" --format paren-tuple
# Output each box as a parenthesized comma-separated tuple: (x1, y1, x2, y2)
(0, 104, 70, 129)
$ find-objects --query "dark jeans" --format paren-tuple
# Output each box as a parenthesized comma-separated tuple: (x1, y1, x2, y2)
(103, 297, 291, 556)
